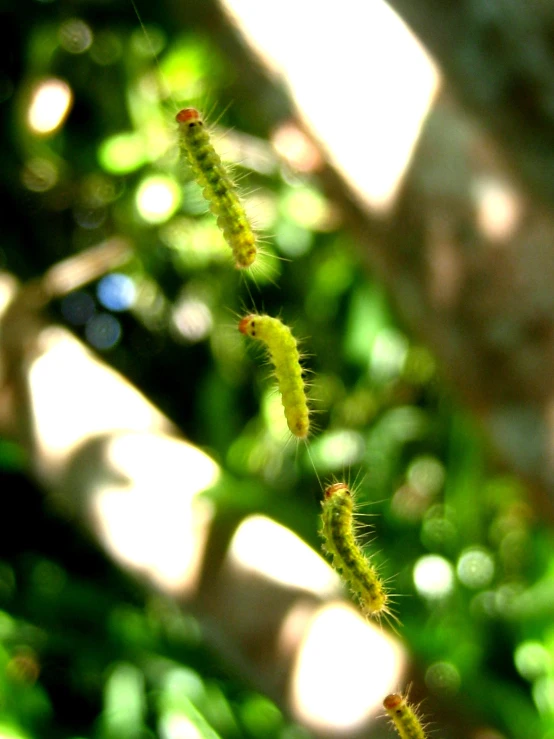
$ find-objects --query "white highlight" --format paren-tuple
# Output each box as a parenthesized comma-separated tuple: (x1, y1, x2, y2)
(413, 554, 455, 600)
(222, 0, 440, 212)
(230, 515, 340, 595)
(27, 324, 220, 594)
(29, 327, 169, 476)
(474, 177, 523, 242)
(290, 603, 405, 732)
(136, 176, 181, 224)
(27, 79, 73, 134)
(93, 433, 219, 593)
(456, 547, 495, 590)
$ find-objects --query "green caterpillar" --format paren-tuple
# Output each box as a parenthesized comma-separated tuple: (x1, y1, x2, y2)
(320, 482, 390, 619)
(238, 314, 310, 439)
(383, 693, 427, 739)
(176, 108, 257, 269)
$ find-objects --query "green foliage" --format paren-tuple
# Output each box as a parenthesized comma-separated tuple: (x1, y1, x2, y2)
(0, 1, 553, 738)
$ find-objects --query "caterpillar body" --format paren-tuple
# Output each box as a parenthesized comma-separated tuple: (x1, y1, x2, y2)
(320, 482, 390, 619)
(238, 314, 310, 439)
(176, 108, 257, 269)
(383, 693, 427, 739)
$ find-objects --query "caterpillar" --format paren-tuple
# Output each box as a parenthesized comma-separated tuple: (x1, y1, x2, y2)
(238, 313, 310, 439)
(383, 693, 427, 739)
(176, 108, 257, 269)
(320, 482, 391, 620)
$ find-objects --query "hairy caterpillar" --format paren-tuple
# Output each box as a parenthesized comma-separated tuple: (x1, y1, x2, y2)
(176, 108, 257, 269)
(320, 482, 391, 620)
(383, 693, 427, 739)
(238, 313, 310, 439)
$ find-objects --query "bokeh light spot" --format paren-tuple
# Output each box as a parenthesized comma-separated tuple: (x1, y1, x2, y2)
(74, 207, 107, 230)
(281, 186, 330, 230)
(413, 554, 454, 600)
(456, 547, 495, 590)
(271, 120, 323, 172)
(27, 78, 73, 135)
(58, 18, 93, 54)
(407, 455, 445, 497)
(474, 176, 523, 243)
(85, 313, 122, 350)
(130, 25, 166, 58)
(97, 274, 136, 312)
(515, 641, 551, 682)
(135, 175, 181, 224)
(240, 695, 282, 736)
(21, 158, 59, 192)
(98, 133, 147, 174)
(103, 662, 145, 735)
(370, 328, 408, 382)
(421, 505, 458, 552)
(6, 647, 41, 685)
(275, 221, 312, 257)
(171, 297, 213, 342)
(309, 429, 365, 471)
(90, 30, 123, 65)
(391, 483, 428, 522)
(291, 603, 404, 732)
(425, 661, 461, 696)
(61, 291, 95, 326)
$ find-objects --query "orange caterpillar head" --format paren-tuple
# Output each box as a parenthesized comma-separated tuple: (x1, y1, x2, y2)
(176, 108, 202, 125)
(324, 482, 350, 500)
(383, 694, 403, 711)
(238, 315, 257, 337)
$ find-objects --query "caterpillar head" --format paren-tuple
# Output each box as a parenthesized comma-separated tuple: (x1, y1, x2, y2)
(176, 108, 203, 126)
(324, 482, 350, 500)
(383, 694, 403, 711)
(238, 315, 257, 337)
